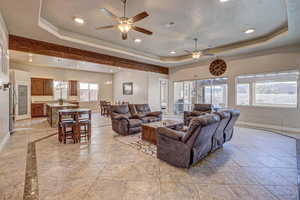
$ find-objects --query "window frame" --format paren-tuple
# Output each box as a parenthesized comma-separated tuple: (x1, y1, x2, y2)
(53, 80, 68, 100)
(79, 82, 99, 102)
(173, 77, 228, 113)
(235, 71, 299, 109)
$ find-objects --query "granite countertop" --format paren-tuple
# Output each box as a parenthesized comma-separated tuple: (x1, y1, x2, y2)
(46, 103, 77, 108)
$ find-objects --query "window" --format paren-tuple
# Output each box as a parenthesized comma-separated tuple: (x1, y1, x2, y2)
(54, 81, 68, 100)
(80, 82, 99, 102)
(236, 71, 299, 107)
(173, 78, 228, 113)
(236, 83, 250, 105)
(195, 78, 228, 108)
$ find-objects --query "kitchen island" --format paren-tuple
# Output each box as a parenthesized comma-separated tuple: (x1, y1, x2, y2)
(46, 103, 79, 127)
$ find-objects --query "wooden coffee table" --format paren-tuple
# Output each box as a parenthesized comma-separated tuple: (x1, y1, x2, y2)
(142, 120, 184, 145)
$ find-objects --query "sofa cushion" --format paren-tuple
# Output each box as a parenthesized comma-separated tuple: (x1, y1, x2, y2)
(190, 111, 206, 116)
(157, 127, 186, 141)
(128, 119, 142, 128)
(146, 111, 162, 117)
(142, 116, 159, 123)
(135, 104, 151, 114)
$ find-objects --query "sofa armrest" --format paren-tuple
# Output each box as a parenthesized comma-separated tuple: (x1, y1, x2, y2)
(130, 114, 145, 119)
(157, 127, 187, 141)
(190, 111, 206, 116)
(112, 114, 129, 121)
(146, 111, 162, 117)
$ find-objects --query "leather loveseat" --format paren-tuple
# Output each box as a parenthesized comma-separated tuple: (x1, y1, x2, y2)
(157, 109, 240, 168)
(111, 104, 162, 135)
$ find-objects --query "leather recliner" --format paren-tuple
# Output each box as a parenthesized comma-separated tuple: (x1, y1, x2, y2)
(110, 105, 142, 135)
(183, 104, 214, 126)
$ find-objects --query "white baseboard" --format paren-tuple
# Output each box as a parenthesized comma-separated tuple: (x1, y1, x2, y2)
(236, 121, 300, 134)
(0, 132, 10, 152)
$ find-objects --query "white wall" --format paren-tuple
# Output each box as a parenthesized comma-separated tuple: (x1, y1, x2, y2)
(169, 48, 300, 132)
(0, 12, 9, 144)
(10, 69, 31, 120)
(10, 63, 113, 109)
(113, 69, 168, 110)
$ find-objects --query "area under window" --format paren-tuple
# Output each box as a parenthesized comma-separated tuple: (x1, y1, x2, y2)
(54, 80, 68, 100)
(236, 71, 299, 108)
(173, 77, 228, 113)
(80, 82, 99, 102)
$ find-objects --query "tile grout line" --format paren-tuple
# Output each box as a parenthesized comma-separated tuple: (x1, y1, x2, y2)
(23, 132, 58, 200)
(23, 142, 39, 200)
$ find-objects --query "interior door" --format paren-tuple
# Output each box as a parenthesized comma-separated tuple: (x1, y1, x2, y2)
(16, 82, 30, 120)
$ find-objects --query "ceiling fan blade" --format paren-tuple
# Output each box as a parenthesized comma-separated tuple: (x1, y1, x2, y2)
(132, 26, 153, 35)
(184, 50, 192, 54)
(96, 25, 116, 30)
(203, 53, 215, 57)
(100, 8, 119, 21)
(129, 11, 149, 23)
(122, 33, 128, 40)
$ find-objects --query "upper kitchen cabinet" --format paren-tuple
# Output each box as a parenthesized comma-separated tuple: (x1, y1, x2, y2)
(68, 80, 78, 96)
(44, 79, 53, 96)
(31, 78, 53, 96)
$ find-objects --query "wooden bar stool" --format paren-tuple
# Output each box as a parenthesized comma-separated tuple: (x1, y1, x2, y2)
(77, 109, 92, 142)
(58, 110, 77, 144)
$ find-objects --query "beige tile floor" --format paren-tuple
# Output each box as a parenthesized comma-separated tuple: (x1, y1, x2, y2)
(0, 113, 298, 200)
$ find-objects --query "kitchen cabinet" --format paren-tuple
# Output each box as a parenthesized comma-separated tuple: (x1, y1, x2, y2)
(31, 78, 53, 96)
(31, 78, 44, 96)
(31, 103, 45, 117)
(44, 79, 53, 96)
(69, 80, 78, 96)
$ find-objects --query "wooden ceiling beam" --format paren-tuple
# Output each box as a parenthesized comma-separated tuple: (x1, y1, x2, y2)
(9, 35, 169, 74)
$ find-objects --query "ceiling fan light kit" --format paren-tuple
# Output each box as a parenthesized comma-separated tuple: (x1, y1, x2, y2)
(96, 0, 152, 40)
(118, 22, 131, 33)
(192, 52, 201, 59)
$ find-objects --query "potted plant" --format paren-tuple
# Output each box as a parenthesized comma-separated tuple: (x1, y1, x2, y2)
(58, 98, 64, 105)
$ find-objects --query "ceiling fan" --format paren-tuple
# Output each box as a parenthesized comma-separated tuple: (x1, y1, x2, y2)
(96, 0, 153, 40)
(185, 38, 215, 59)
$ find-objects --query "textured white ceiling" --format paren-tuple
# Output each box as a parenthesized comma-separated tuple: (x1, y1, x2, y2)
(0, 0, 299, 67)
(41, 0, 287, 57)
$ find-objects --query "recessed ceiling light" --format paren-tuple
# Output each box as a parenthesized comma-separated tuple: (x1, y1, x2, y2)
(28, 53, 33, 57)
(134, 38, 142, 43)
(28, 57, 33, 62)
(170, 51, 176, 54)
(73, 17, 85, 24)
(244, 28, 255, 34)
(110, 69, 113, 73)
(165, 22, 175, 28)
(220, 0, 229, 2)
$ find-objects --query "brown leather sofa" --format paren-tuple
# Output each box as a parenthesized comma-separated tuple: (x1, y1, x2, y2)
(157, 109, 240, 168)
(110, 105, 143, 135)
(183, 104, 214, 126)
(111, 104, 162, 135)
(129, 104, 162, 123)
